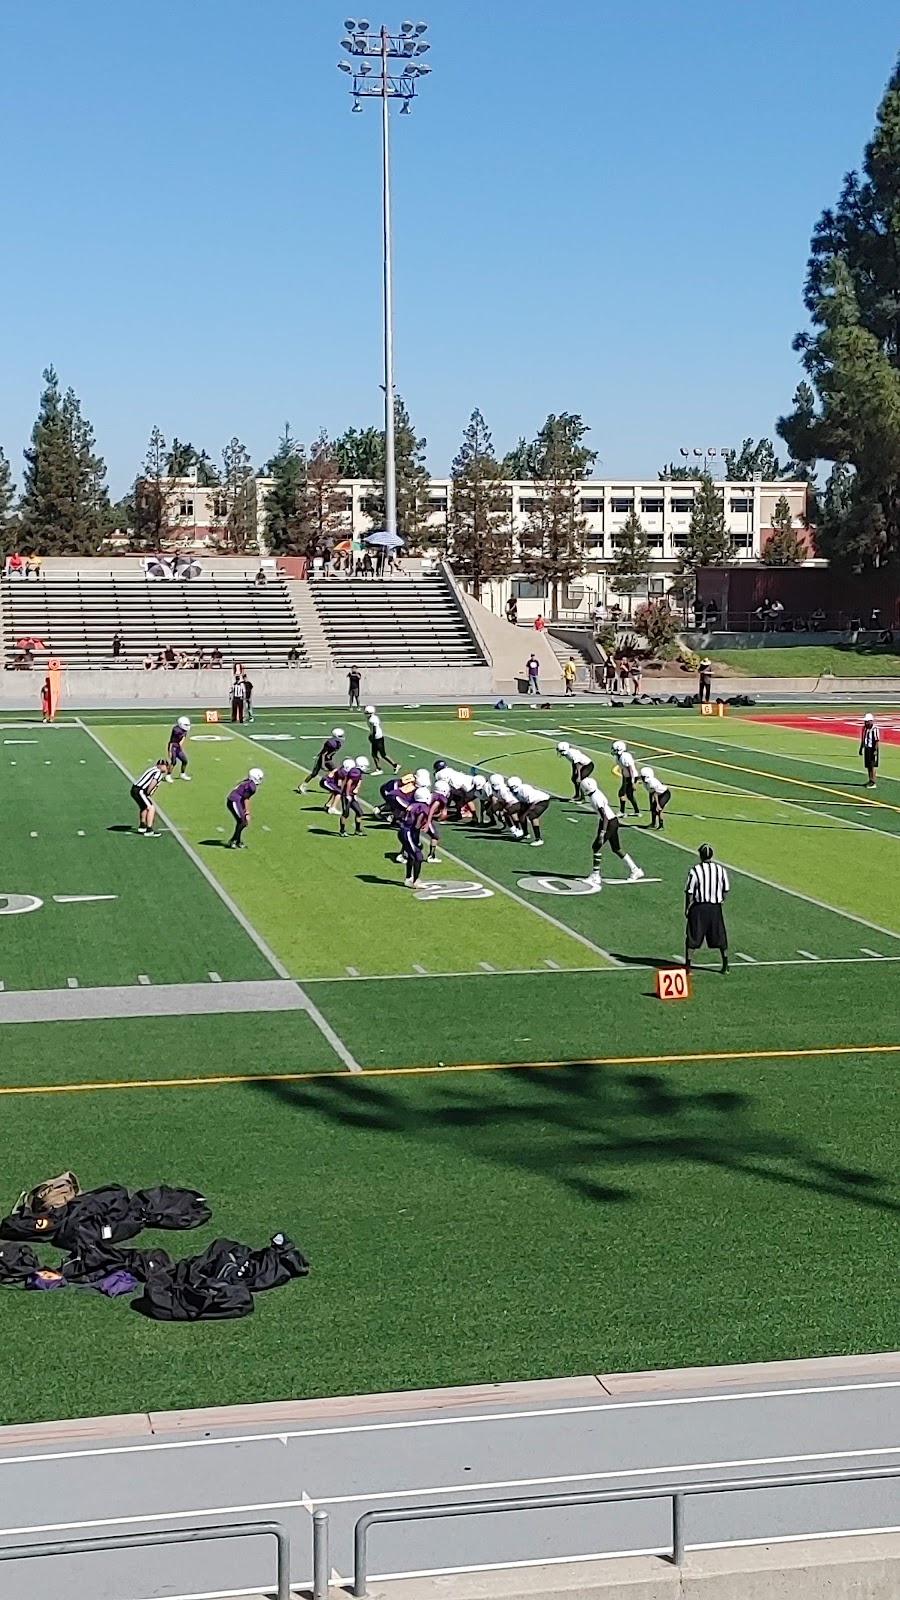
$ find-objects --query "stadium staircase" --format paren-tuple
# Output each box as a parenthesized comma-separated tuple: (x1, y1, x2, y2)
(0, 571, 308, 670)
(307, 561, 489, 669)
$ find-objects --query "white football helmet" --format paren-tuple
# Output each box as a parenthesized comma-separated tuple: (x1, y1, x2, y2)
(364, 705, 376, 715)
(332, 727, 345, 739)
(415, 768, 430, 785)
(489, 773, 505, 790)
(581, 777, 598, 796)
(177, 716, 191, 731)
(556, 741, 570, 754)
(612, 740, 626, 755)
(434, 779, 451, 797)
(414, 786, 432, 803)
(249, 767, 265, 784)
(341, 757, 355, 770)
(640, 766, 654, 782)
(507, 776, 523, 791)
(355, 756, 371, 772)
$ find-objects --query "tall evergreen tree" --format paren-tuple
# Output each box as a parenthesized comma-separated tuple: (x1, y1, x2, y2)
(671, 473, 731, 606)
(724, 438, 785, 480)
(303, 430, 348, 546)
(446, 409, 513, 598)
(264, 425, 308, 555)
(763, 495, 807, 566)
(778, 55, 900, 565)
(658, 461, 701, 480)
(131, 426, 171, 550)
(20, 368, 110, 553)
(0, 446, 18, 554)
(609, 508, 650, 616)
(166, 438, 196, 478)
(334, 425, 383, 480)
(502, 436, 540, 478)
(217, 437, 254, 552)
(518, 414, 596, 620)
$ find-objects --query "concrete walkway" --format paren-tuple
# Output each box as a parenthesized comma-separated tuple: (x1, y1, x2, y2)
(2, 1352, 900, 1598)
(0, 979, 308, 1026)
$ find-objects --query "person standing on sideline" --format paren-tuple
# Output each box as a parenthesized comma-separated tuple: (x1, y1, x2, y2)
(526, 653, 540, 695)
(684, 843, 730, 974)
(563, 657, 577, 696)
(698, 657, 713, 704)
(631, 659, 643, 696)
(242, 672, 254, 723)
(347, 666, 361, 709)
(40, 676, 53, 723)
(230, 673, 247, 724)
(859, 712, 880, 787)
(505, 595, 518, 626)
(603, 655, 616, 694)
(534, 613, 545, 633)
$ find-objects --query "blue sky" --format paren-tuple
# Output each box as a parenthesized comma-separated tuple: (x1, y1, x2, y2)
(1, 1, 897, 494)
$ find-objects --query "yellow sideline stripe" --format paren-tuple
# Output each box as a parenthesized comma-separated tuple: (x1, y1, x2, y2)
(1, 1042, 899, 1097)
(559, 722, 900, 815)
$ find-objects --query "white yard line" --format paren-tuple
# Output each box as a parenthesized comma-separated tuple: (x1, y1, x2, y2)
(75, 720, 361, 1074)
(230, 723, 622, 969)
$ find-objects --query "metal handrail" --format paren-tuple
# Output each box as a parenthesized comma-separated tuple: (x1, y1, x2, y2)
(352, 1461, 900, 1596)
(0, 1519, 291, 1600)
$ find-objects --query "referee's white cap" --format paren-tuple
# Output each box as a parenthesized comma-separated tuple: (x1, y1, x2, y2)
(864, 712, 874, 722)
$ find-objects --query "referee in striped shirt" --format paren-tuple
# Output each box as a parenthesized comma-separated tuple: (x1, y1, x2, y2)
(859, 712, 879, 787)
(684, 844, 730, 974)
(131, 758, 170, 836)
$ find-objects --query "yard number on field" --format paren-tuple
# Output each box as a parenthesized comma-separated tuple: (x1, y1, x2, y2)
(656, 968, 692, 1002)
(457, 706, 471, 720)
(205, 709, 221, 723)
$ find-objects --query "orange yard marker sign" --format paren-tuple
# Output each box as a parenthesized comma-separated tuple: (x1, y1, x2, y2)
(205, 709, 221, 724)
(656, 968, 692, 1002)
(457, 706, 472, 720)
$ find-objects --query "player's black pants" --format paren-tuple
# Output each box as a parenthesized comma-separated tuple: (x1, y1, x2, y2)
(618, 776, 639, 815)
(227, 799, 247, 845)
(572, 761, 593, 797)
(592, 816, 625, 867)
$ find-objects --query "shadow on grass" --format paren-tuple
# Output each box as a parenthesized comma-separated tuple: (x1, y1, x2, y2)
(249, 1062, 899, 1216)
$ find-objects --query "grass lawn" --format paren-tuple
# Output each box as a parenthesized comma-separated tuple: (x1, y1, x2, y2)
(707, 645, 900, 677)
(0, 703, 897, 1422)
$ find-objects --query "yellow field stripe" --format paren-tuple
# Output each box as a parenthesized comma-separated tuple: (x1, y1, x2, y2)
(2, 1042, 899, 1098)
(559, 721, 900, 815)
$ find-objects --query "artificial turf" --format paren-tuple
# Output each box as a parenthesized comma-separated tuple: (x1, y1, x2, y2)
(707, 645, 900, 676)
(0, 702, 897, 1423)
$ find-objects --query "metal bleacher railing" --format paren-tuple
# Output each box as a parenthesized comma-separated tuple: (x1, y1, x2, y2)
(350, 1461, 900, 1596)
(0, 1520, 292, 1600)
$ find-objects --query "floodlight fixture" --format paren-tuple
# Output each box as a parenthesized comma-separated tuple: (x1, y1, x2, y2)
(352, 98, 363, 111)
(401, 19, 415, 31)
(400, 99, 412, 112)
(338, 59, 353, 72)
(359, 60, 372, 72)
(341, 37, 355, 50)
(357, 17, 370, 29)
(415, 40, 430, 51)
(345, 16, 357, 27)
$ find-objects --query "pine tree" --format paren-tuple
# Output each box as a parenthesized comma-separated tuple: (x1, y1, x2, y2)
(609, 508, 650, 616)
(218, 437, 254, 552)
(724, 438, 785, 480)
(166, 439, 196, 478)
(778, 54, 900, 565)
(684, 473, 731, 565)
(0, 446, 18, 554)
(763, 495, 807, 566)
(303, 431, 348, 547)
(334, 425, 383, 480)
(131, 426, 171, 550)
(264, 425, 308, 555)
(447, 409, 513, 598)
(518, 413, 596, 620)
(20, 368, 110, 553)
(658, 461, 701, 481)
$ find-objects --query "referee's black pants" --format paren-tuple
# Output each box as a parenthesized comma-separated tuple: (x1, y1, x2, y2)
(699, 679, 711, 704)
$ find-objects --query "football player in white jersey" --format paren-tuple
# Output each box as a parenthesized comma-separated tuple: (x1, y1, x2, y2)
(365, 706, 400, 775)
(507, 776, 550, 847)
(582, 779, 644, 887)
(611, 740, 641, 816)
(640, 766, 672, 830)
(557, 741, 594, 801)
(489, 772, 519, 834)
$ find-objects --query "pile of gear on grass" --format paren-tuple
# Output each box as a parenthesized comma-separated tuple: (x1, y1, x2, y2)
(0, 1173, 308, 1321)
(492, 695, 758, 711)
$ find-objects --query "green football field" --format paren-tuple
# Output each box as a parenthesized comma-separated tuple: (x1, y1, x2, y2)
(1, 699, 899, 1424)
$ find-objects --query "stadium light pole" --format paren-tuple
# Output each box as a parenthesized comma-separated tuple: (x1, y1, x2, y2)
(338, 20, 431, 540)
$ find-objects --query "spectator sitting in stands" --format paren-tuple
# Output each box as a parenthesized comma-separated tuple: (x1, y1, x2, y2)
(164, 643, 176, 667)
(177, 651, 190, 669)
(811, 607, 826, 632)
(210, 646, 223, 667)
(5, 552, 24, 579)
(768, 599, 785, 630)
(25, 553, 42, 580)
(287, 645, 301, 667)
(155, 651, 166, 670)
(255, 566, 267, 586)
(143, 653, 154, 671)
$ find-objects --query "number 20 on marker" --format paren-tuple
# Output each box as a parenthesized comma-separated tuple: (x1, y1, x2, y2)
(656, 968, 692, 1002)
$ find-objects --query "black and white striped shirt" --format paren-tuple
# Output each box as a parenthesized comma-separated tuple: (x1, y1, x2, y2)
(136, 765, 164, 796)
(860, 723, 880, 754)
(685, 861, 730, 904)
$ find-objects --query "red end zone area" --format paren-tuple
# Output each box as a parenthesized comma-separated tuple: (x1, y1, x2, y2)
(748, 712, 900, 744)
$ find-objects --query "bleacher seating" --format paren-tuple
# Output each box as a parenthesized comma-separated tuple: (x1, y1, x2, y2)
(0, 572, 307, 670)
(308, 568, 487, 668)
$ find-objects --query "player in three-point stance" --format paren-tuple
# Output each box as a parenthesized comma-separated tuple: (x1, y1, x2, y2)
(581, 779, 643, 889)
(557, 741, 594, 801)
(296, 727, 345, 794)
(612, 740, 641, 816)
(365, 707, 400, 775)
(166, 716, 192, 780)
(640, 766, 671, 829)
(339, 755, 371, 837)
(859, 712, 880, 788)
(227, 767, 264, 848)
(507, 775, 551, 847)
(130, 758, 171, 836)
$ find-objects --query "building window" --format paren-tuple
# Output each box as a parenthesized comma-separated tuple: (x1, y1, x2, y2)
(641, 498, 664, 514)
(428, 496, 448, 513)
(512, 579, 548, 600)
(731, 534, 752, 550)
(671, 498, 692, 514)
(730, 497, 753, 514)
(585, 534, 604, 550)
(647, 534, 663, 549)
(672, 533, 688, 548)
(518, 498, 540, 512)
(609, 497, 634, 513)
(580, 498, 603, 513)
(179, 499, 194, 519)
(649, 577, 665, 595)
(213, 496, 228, 519)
